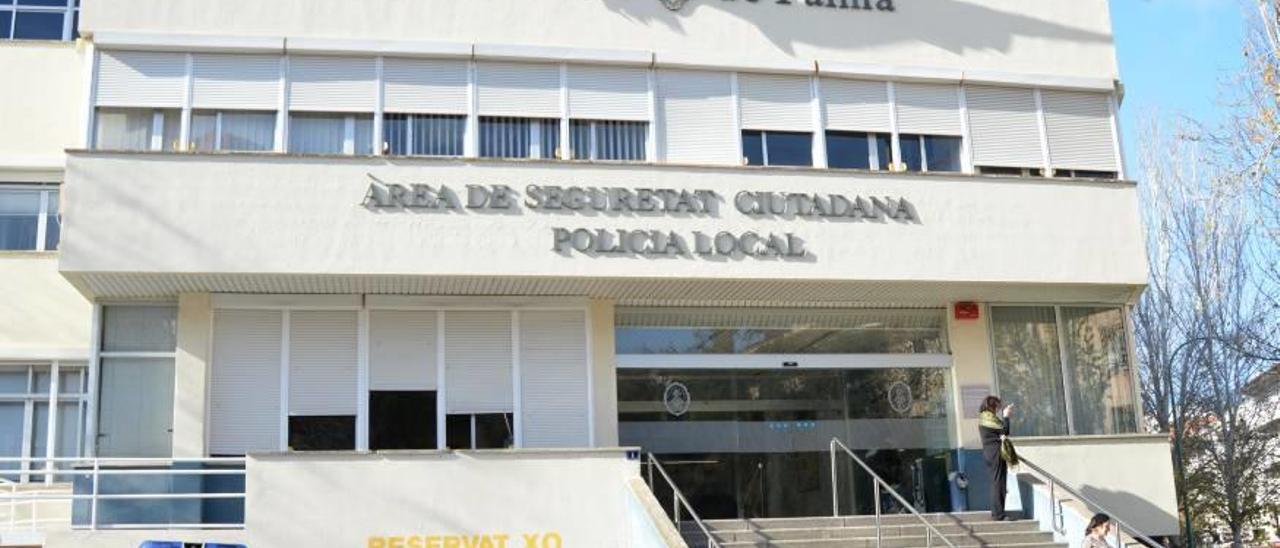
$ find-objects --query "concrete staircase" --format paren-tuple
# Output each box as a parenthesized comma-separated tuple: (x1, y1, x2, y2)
(680, 512, 1065, 548)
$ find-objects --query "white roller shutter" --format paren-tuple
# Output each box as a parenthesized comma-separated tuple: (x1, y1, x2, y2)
(656, 69, 739, 165)
(287, 55, 376, 112)
(96, 50, 187, 108)
(476, 62, 561, 118)
(369, 310, 437, 391)
(382, 58, 469, 115)
(519, 311, 589, 448)
(966, 85, 1044, 168)
(192, 54, 280, 110)
(895, 83, 961, 135)
(738, 73, 813, 131)
(445, 311, 513, 414)
(822, 78, 889, 132)
(567, 65, 649, 121)
(210, 309, 282, 455)
(1042, 90, 1118, 172)
(289, 310, 358, 415)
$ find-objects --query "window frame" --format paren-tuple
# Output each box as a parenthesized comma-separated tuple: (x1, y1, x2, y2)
(1, 0, 77, 41)
(568, 119, 648, 162)
(898, 134, 963, 173)
(0, 184, 60, 252)
(190, 109, 278, 153)
(478, 116, 560, 160)
(986, 303, 1142, 437)
(741, 129, 815, 167)
(0, 361, 89, 483)
(381, 112, 466, 157)
(287, 112, 373, 156)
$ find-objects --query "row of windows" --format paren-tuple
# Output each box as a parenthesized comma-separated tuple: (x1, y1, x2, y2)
(0, 0, 77, 41)
(94, 108, 650, 162)
(0, 363, 89, 482)
(0, 186, 60, 251)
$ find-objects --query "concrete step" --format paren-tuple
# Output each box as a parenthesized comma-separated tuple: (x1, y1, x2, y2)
(707, 530, 1056, 548)
(694, 522, 1044, 543)
(696, 512, 1011, 532)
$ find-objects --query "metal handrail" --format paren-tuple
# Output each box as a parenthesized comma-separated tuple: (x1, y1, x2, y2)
(829, 438, 958, 548)
(0, 456, 247, 531)
(644, 453, 719, 548)
(1017, 456, 1161, 548)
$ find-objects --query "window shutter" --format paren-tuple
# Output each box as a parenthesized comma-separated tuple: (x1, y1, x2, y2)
(567, 65, 649, 121)
(369, 310, 438, 391)
(1042, 90, 1118, 172)
(288, 56, 376, 112)
(656, 69, 739, 165)
(895, 83, 961, 135)
(822, 78, 889, 133)
(476, 62, 561, 118)
(445, 311, 513, 414)
(289, 310, 358, 416)
(519, 311, 589, 448)
(966, 85, 1043, 168)
(192, 54, 280, 110)
(382, 58, 469, 115)
(97, 51, 187, 108)
(738, 73, 812, 131)
(210, 309, 282, 455)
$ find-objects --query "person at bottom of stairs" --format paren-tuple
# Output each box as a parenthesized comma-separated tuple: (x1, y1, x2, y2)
(1082, 513, 1113, 548)
(978, 395, 1016, 521)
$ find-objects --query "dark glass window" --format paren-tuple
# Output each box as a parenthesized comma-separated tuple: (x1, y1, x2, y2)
(12, 10, 62, 40)
(825, 131, 872, 170)
(446, 413, 514, 449)
(288, 416, 355, 451)
(44, 190, 59, 250)
(370, 391, 437, 450)
(16, 0, 67, 6)
(0, 12, 12, 39)
(874, 134, 892, 171)
(383, 114, 465, 156)
(923, 135, 962, 172)
(742, 130, 764, 166)
(0, 189, 41, 251)
(899, 134, 923, 172)
(741, 131, 813, 167)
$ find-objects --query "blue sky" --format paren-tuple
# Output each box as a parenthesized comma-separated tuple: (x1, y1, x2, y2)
(1110, 0, 1249, 165)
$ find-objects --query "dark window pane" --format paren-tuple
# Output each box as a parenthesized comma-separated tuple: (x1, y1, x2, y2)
(825, 131, 871, 170)
(0, 13, 12, 39)
(1066, 170, 1117, 180)
(923, 135, 962, 172)
(0, 190, 40, 250)
(474, 413, 513, 449)
(16, 0, 66, 6)
(288, 416, 355, 451)
(480, 117, 533, 159)
(71, 9, 78, 38)
(742, 131, 764, 166)
(445, 414, 471, 450)
(44, 190, 59, 250)
(764, 132, 812, 167)
(899, 134, 923, 172)
(874, 133, 893, 171)
(616, 327, 946, 355)
(12, 10, 63, 40)
(370, 391, 437, 450)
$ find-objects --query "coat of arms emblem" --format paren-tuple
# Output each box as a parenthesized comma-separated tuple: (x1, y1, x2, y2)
(660, 0, 689, 11)
(663, 382, 692, 416)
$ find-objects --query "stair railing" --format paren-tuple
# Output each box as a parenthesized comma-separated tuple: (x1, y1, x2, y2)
(1017, 455, 1161, 548)
(645, 453, 719, 548)
(829, 438, 958, 548)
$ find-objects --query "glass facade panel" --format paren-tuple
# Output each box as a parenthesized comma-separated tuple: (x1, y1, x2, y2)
(480, 117, 558, 159)
(97, 357, 174, 458)
(990, 306, 1069, 437)
(0, 189, 39, 250)
(899, 134, 923, 172)
(923, 135, 963, 172)
(102, 306, 177, 352)
(289, 113, 345, 154)
(0, 369, 27, 392)
(219, 111, 275, 151)
(825, 131, 872, 170)
(190, 112, 218, 152)
(569, 120, 647, 161)
(743, 131, 813, 167)
(742, 130, 764, 166)
(1061, 307, 1137, 435)
(383, 114, 465, 156)
(11, 10, 61, 40)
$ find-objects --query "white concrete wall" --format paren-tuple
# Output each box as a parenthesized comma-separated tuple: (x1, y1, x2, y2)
(0, 42, 85, 171)
(173, 293, 212, 458)
(244, 449, 650, 547)
(1012, 434, 1179, 536)
(60, 154, 1148, 293)
(948, 303, 995, 450)
(0, 254, 91, 362)
(80, 0, 1118, 82)
(591, 299, 620, 447)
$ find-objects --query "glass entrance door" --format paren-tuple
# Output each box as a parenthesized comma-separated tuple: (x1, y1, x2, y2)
(619, 367, 953, 519)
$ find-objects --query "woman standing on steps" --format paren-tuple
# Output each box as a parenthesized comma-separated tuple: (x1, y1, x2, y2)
(1082, 513, 1113, 548)
(978, 395, 1015, 521)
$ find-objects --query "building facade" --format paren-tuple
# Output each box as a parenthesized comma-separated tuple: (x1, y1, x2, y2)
(0, 0, 1181, 546)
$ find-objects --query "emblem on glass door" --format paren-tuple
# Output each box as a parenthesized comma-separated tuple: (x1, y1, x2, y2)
(663, 382, 692, 416)
(888, 380, 914, 414)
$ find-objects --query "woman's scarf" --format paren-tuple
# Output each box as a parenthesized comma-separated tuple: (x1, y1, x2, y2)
(979, 410, 1019, 465)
